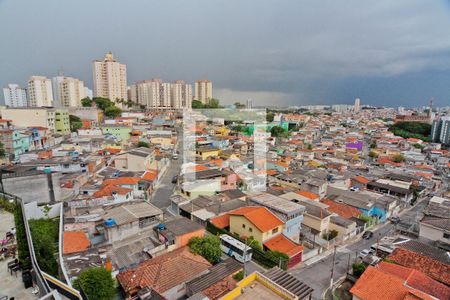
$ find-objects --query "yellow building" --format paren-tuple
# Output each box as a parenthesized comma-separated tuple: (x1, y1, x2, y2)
(195, 146, 220, 160)
(212, 206, 284, 245)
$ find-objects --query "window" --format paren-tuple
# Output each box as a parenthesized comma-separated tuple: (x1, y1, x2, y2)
(272, 228, 279, 234)
(242, 224, 246, 229)
(249, 227, 253, 232)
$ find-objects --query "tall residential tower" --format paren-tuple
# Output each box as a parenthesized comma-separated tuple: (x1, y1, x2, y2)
(92, 52, 127, 104)
(28, 76, 54, 107)
(194, 80, 212, 105)
(3, 84, 27, 107)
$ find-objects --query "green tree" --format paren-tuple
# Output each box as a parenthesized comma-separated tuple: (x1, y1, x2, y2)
(266, 251, 289, 270)
(369, 142, 377, 149)
(352, 263, 366, 278)
(192, 100, 204, 109)
(73, 267, 115, 300)
(93, 97, 115, 111)
(137, 141, 149, 148)
(322, 229, 339, 241)
(29, 218, 59, 276)
(188, 235, 222, 264)
(270, 126, 288, 138)
(207, 98, 221, 108)
(81, 97, 93, 107)
(233, 270, 245, 281)
(104, 106, 122, 118)
(392, 153, 405, 163)
(69, 115, 83, 132)
(266, 112, 275, 122)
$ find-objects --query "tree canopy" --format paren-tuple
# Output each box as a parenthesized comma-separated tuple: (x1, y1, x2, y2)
(104, 106, 122, 118)
(73, 267, 115, 300)
(69, 115, 83, 132)
(388, 122, 431, 142)
(270, 126, 288, 138)
(188, 235, 222, 264)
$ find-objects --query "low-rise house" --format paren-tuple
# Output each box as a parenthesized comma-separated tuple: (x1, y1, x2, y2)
(328, 215, 357, 240)
(103, 202, 163, 243)
(113, 147, 157, 172)
(367, 179, 413, 203)
(155, 217, 205, 250)
(116, 247, 211, 300)
(300, 201, 332, 237)
(185, 258, 242, 299)
(419, 196, 450, 248)
(249, 193, 305, 243)
(195, 146, 220, 160)
(63, 231, 91, 255)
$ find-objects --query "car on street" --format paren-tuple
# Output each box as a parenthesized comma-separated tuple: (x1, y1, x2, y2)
(389, 216, 401, 224)
(362, 231, 373, 239)
(171, 175, 178, 184)
(358, 249, 373, 259)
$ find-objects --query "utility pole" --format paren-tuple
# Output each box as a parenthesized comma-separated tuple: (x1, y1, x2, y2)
(329, 245, 337, 290)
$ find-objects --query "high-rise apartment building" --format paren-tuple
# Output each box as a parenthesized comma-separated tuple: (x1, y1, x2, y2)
(3, 84, 27, 107)
(28, 76, 54, 107)
(129, 79, 192, 109)
(431, 116, 450, 145)
(92, 52, 127, 104)
(354, 98, 361, 112)
(52, 76, 86, 107)
(171, 80, 192, 109)
(194, 80, 212, 104)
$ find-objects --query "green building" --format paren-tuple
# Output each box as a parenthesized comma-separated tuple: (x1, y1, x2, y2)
(101, 125, 132, 141)
(55, 109, 71, 135)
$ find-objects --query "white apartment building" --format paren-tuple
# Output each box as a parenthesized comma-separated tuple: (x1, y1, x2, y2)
(171, 80, 192, 109)
(92, 52, 127, 103)
(129, 79, 192, 109)
(28, 76, 54, 107)
(3, 84, 27, 107)
(52, 76, 86, 107)
(194, 80, 212, 104)
(354, 98, 361, 112)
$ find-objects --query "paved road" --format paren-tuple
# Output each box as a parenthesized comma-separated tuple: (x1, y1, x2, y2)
(289, 198, 429, 300)
(151, 134, 183, 211)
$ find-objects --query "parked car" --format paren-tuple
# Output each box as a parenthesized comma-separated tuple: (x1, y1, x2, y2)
(358, 249, 373, 259)
(362, 231, 374, 240)
(171, 175, 178, 184)
(390, 216, 401, 224)
(172, 153, 178, 160)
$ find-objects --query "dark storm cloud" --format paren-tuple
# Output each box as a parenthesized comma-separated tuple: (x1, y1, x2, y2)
(1, 0, 450, 106)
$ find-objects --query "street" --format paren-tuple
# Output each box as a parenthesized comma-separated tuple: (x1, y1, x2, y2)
(289, 198, 429, 300)
(151, 133, 183, 210)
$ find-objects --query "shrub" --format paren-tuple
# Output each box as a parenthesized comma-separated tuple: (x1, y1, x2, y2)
(29, 218, 59, 277)
(73, 267, 115, 300)
(188, 235, 222, 264)
(233, 270, 245, 281)
(352, 263, 366, 278)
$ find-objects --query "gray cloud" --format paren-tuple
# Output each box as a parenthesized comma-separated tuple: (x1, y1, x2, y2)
(1, 0, 449, 106)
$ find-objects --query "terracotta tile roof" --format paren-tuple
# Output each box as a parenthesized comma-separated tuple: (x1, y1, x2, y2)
(63, 231, 90, 255)
(352, 175, 370, 184)
(229, 206, 283, 232)
(263, 234, 304, 257)
(93, 184, 132, 197)
(210, 214, 230, 229)
(116, 247, 211, 295)
(377, 262, 450, 300)
(388, 248, 450, 285)
(296, 190, 320, 200)
(350, 266, 434, 300)
(103, 177, 141, 186)
(321, 199, 361, 219)
(142, 170, 158, 181)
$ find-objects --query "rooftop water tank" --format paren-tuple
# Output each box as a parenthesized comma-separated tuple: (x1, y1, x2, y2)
(104, 218, 116, 227)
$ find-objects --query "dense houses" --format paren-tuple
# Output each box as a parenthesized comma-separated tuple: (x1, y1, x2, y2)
(0, 106, 449, 300)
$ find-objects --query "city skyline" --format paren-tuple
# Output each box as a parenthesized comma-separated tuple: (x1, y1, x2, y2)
(1, 0, 450, 107)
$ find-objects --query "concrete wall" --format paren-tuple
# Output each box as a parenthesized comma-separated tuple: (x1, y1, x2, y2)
(3, 172, 62, 204)
(24, 201, 61, 219)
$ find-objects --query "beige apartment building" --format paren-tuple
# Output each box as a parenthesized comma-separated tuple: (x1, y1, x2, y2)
(129, 79, 192, 109)
(194, 80, 212, 104)
(52, 76, 86, 107)
(28, 76, 54, 107)
(1, 107, 56, 130)
(92, 52, 127, 104)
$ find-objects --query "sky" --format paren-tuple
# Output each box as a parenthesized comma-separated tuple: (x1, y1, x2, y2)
(1, 0, 450, 107)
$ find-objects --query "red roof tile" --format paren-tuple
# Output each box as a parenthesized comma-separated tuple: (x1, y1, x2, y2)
(321, 199, 361, 219)
(116, 247, 211, 295)
(263, 234, 304, 257)
(352, 175, 370, 184)
(296, 190, 320, 200)
(388, 248, 450, 285)
(63, 231, 90, 254)
(228, 206, 284, 232)
(210, 214, 230, 229)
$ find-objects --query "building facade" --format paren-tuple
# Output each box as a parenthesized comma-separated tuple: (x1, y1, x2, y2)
(28, 76, 54, 107)
(55, 109, 71, 135)
(0, 107, 57, 131)
(431, 116, 450, 145)
(92, 52, 127, 103)
(3, 84, 27, 107)
(194, 80, 212, 104)
(52, 76, 86, 107)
